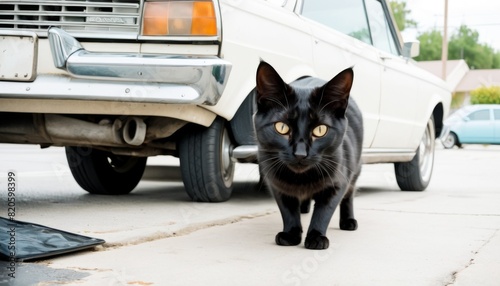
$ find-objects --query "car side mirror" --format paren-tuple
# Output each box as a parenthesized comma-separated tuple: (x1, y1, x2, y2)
(402, 41, 420, 58)
(463, 117, 470, 122)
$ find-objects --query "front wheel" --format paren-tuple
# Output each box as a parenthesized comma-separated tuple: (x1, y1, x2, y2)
(442, 132, 458, 149)
(394, 116, 435, 191)
(65, 146, 147, 195)
(178, 117, 235, 202)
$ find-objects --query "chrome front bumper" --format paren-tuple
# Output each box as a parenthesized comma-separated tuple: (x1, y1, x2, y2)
(0, 28, 231, 105)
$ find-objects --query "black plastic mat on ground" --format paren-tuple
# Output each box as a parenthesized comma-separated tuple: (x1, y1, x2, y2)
(0, 217, 105, 262)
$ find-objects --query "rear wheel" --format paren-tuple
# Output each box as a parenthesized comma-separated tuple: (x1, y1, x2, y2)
(394, 116, 435, 191)
(178, 117, 235, 202)
(66, 146, 147, 195)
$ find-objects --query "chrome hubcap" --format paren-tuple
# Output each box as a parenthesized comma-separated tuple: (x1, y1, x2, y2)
(220, 128, 235, 188)
(419, 120, 435, 183)
(443, 134, 455, 148)
(107, 155, 137, 173)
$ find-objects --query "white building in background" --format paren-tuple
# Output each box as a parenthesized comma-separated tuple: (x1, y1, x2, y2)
(418, 59, 500, 110)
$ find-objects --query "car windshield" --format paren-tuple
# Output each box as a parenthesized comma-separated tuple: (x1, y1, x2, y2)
(445, 109, 468, 124)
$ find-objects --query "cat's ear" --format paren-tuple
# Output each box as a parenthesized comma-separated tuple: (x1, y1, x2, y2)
(256, 61, 288, 110)
(319, 68, 354, 118)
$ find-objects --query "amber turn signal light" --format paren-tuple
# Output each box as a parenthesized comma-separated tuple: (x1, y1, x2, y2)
(142, 1, 217, 36)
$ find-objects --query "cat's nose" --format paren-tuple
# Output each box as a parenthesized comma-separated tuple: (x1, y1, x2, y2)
(294, 142, 308, 160)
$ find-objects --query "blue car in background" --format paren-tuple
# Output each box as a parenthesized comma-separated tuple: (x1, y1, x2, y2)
(441, 105, 500, 148)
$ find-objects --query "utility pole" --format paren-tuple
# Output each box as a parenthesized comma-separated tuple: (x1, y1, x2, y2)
(441, 0, 449, 80)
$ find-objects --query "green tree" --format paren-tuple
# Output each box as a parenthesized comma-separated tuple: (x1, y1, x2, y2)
(448, 25, 497, 69)
(493, 52, 500, 68)
(415, 29, 442, 62)
(416, 25, 500, 69)
(390, 1, 417, 31)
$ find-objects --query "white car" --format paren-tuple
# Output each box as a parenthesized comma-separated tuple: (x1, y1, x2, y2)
(0, 0, 451, 201)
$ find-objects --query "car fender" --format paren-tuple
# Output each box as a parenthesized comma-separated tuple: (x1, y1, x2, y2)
(413, 91, 450, 147)
(203, 0, 314, 121)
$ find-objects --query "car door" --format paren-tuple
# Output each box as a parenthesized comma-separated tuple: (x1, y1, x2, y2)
(298, 0, 382, 148)
(460, 109, 494, 143)
(363, 0, 420, 150)
(494, 109, 500, 144)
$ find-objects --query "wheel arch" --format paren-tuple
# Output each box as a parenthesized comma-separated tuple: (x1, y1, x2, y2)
(432, 102, 444, 138)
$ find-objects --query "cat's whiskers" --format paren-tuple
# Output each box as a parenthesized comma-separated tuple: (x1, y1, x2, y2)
(314, 162, 335, 187)
(259, 155, 285, 181)
(322, 155, 351, 175)
(321, 156, 352, 185)
(317, 161, 339, 183)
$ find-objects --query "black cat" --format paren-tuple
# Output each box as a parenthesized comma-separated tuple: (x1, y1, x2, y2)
(254, 61, 363, 250)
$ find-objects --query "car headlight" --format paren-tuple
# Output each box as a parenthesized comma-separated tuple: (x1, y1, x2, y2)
(142, 1, 217, 36)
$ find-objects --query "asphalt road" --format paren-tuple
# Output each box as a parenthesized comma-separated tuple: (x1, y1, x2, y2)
(0, 143, 499, 286)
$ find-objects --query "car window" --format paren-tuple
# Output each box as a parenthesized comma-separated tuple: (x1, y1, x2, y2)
(301, 0, 372, 45)
(364, 0, 399, 55)
(468, 110, 491, 121)
(494, 109, 500, 120)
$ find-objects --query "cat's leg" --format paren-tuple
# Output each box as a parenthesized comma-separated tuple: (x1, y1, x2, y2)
(339, 183, 358, 231)
(300, 199, 311, 214)
(274, 191, 302, 246)
(305, 187, 344, 250)
(340, 169, 360, 231)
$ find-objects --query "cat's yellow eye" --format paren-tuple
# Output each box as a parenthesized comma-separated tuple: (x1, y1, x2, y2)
(312, 125, 328, 137)
(274, 122, 290, 135)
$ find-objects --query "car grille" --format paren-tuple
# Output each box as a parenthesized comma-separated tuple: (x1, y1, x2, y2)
(0, 0, 142, 39)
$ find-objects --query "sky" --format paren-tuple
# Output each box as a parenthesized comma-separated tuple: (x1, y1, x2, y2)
(401, 0, 500, 52)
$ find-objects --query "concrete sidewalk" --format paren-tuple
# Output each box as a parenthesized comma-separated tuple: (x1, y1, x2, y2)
(9, 196, 500, 286)
(1, 145, 500, 285)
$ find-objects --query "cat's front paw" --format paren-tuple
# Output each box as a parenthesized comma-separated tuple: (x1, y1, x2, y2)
(305, 230, 329, 249)
(275, 227, 302, 246)
(339, 218, 358, 231)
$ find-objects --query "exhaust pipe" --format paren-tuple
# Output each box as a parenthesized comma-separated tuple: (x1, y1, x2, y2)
(45, 115, 147, 147)
(122, 117, 146, 146)
(0, 114, 148, 147)
(44, 114, 124, 146)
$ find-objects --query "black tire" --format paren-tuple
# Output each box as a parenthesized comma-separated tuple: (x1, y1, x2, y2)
(230, 90, 256, 146)
(394, 116, 435, 192)
(178, 117, 235, 202)
(442, 132, 458, 149)
(65, 146, 147, 195)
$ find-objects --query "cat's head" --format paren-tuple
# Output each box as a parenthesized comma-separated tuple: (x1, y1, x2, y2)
(254, 61, 354, 173)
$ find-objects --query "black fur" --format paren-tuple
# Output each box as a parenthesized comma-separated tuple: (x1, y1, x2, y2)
(254, 61, 363, 250)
